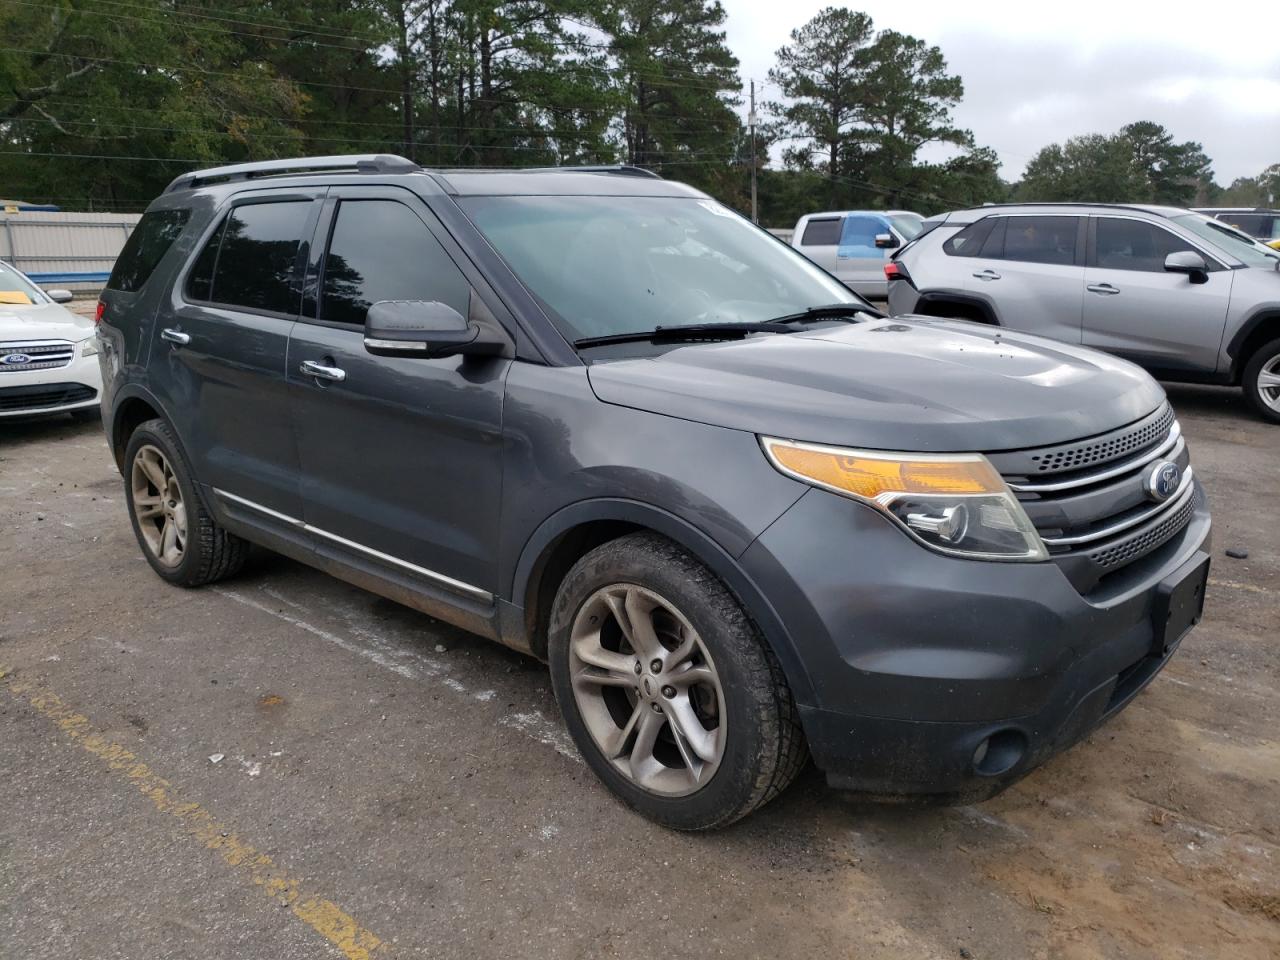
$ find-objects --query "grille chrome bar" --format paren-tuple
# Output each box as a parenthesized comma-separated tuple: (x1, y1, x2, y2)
(0, 339, 76, 373)
(1008, 423, 1183, 493)
(1040, 467, 1195, 547)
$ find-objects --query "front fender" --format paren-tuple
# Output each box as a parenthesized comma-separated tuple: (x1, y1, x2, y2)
(508, 496, 818, 709)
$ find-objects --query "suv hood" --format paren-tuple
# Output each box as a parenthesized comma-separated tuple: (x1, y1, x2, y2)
(586, 317, 1166, 452)
(0, 301, 93, 343)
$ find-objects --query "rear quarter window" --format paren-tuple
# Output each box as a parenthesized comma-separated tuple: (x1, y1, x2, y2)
(941, 218, 996, 257)
(800, 217, 842, 246)
(106, 209, 190, 292)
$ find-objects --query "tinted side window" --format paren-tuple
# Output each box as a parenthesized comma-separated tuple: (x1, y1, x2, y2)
(942, 218, 995, 257)
(209, 201, 310, 314)
(1095, 218, 1195, 272)
(319, 200, 470, 326)
(106, 209, 190, 292)
(800, 217, 842, 246)
(186, 216, 226, 302)
(1219, 214, 1265, 236)
(999, 216, 1078, 265)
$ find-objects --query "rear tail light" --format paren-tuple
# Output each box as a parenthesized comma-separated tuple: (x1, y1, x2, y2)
(94, 300, 105, 325)
(884, 261, 911, 283)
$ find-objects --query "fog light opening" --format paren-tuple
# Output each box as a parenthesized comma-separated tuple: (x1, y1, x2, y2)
(972, 729, 1027, 777)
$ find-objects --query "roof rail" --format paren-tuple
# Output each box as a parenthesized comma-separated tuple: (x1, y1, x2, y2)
(517, 164, 663, 179)
(965, 201, 1182, 218)
(164, 154, 422, 194)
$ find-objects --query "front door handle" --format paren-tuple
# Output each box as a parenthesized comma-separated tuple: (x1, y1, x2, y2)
(1087, 283, 1120, 295)
(160, 328, 190, 345)
(972, 269, 1001, 281)
(299, 359, 347, 383)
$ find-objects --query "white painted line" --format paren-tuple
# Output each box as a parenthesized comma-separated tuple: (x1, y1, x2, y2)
(212, 587, 582, 764)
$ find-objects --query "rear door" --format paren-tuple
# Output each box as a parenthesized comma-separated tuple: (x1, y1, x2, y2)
(157, 190, 322, 518)
(1082, 216, 1232, 374)
(286, 186, 510, 599)
(963, 215, 1085, 343)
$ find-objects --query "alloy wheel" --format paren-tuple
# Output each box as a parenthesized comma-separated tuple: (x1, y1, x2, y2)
(1258, 354, 1280, 413)
(131, 444, 188, 567)
(567, 583, 726, 796)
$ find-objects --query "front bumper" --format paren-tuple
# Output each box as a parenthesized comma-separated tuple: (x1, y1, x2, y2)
(0, 347, 101, 418)
(741, 482, 1212, 800)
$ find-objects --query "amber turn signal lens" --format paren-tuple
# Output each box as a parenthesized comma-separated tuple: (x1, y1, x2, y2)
(762, 439, 1006, 500)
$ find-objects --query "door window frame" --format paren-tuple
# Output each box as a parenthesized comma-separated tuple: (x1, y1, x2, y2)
(1085, 214, 1228, 272)
(177, 187, 326, 321)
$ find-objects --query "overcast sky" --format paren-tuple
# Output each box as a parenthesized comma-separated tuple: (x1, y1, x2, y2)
(722, 0, 1280, 184)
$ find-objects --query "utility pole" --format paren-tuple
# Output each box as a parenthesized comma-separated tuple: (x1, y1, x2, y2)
(749, 80, 758, 224)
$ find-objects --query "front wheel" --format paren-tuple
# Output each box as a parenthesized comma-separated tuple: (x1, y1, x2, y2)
(1242, 337, 1280, 424)
(548, 533, 808, 830)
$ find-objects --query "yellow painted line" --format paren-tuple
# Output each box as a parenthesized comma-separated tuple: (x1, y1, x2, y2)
(1208, 577, 1272, 596)
(0, 667, 386, 960)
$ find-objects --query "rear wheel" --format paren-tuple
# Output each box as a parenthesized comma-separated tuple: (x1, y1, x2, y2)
(1242, 337, 1280, 424)
(548, 533, 808, 830)
(124, 418, 249, 586)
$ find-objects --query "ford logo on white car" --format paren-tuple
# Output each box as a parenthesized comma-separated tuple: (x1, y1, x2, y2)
(2, 353, 32, 365)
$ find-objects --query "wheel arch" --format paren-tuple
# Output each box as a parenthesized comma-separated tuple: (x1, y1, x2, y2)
(509, 498, 817, 707)
(1227, 308, 1280, 383)
(109, 385, 172, 473)
(911, 291, 1000, 326)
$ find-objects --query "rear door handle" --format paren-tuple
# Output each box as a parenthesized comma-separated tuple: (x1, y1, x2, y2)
(1087, 283, 1120, 295)
(299, 359, 346, 382)
(160, 328, 190, 345)
(972, 269, 1001, 281)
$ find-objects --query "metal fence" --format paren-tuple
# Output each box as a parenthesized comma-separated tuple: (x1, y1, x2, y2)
(0, 211, 141, 294)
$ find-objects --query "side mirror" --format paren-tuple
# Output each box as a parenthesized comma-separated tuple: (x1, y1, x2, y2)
(364, 300, 503, 359)
(874, 233, 900, 250)
(45, 288, 74, 303)
(1164, 251, 1209, 285)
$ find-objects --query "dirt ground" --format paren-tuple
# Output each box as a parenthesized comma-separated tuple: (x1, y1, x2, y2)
(0, 380, 1276, 960)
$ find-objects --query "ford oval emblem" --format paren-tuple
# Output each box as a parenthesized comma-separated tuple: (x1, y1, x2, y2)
(1144, 461, 1181, 502)
(2, 352, 32, 365)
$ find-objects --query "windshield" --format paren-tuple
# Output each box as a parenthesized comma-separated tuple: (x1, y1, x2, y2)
(461, 195, 866, 341)
(889, 214, 924, 241)
(1170, 214, 1280, 269)
(0, 261, 46, 305)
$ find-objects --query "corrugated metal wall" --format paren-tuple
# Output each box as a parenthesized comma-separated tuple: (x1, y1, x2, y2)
(0, 211, 140, 293)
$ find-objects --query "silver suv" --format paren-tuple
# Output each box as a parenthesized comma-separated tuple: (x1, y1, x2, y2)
(886, 203, 1280, 422)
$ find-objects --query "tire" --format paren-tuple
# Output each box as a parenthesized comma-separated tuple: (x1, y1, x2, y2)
(1242, 337, 1280, 424)
(548, 532, 808, 830)
(123, 418, 249, 586)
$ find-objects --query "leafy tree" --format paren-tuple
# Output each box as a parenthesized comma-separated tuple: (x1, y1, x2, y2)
(597, 0, 742, 191)
(766, 7, 976, 210)
(1119, 121, 1212, 206)
(1215, 164, 1280, 207)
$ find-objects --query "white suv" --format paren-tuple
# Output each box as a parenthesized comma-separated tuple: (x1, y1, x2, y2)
(886, 203, 1280, 422)
(0, 261, 101, 420)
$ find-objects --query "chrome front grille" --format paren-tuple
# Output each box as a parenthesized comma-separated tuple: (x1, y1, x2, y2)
(988, 403, 1197, 589)
(0, 340, 76, 373)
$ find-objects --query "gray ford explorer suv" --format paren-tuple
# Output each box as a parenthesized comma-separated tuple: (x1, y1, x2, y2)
(97, 156, 1212, 829)
(885, 203, 1280, 422)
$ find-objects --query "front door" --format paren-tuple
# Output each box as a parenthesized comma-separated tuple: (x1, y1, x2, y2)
(158, 191, 322, 518)
(286, 187, 510, 600)
(1082, 216, 1233, 375)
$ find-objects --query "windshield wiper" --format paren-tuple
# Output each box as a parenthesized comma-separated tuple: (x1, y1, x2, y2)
(574, 322, 793, 348)
(767, 302, 885, 324)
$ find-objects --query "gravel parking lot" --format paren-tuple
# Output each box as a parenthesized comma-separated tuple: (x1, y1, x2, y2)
(1, 382, 1276, 960)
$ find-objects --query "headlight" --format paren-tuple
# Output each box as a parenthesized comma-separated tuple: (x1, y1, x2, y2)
(80, 336, 100, 357)
(761, 437, 1047, 562)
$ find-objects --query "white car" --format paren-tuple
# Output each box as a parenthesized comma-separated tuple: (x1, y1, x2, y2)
(0, 261, 102, 420)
